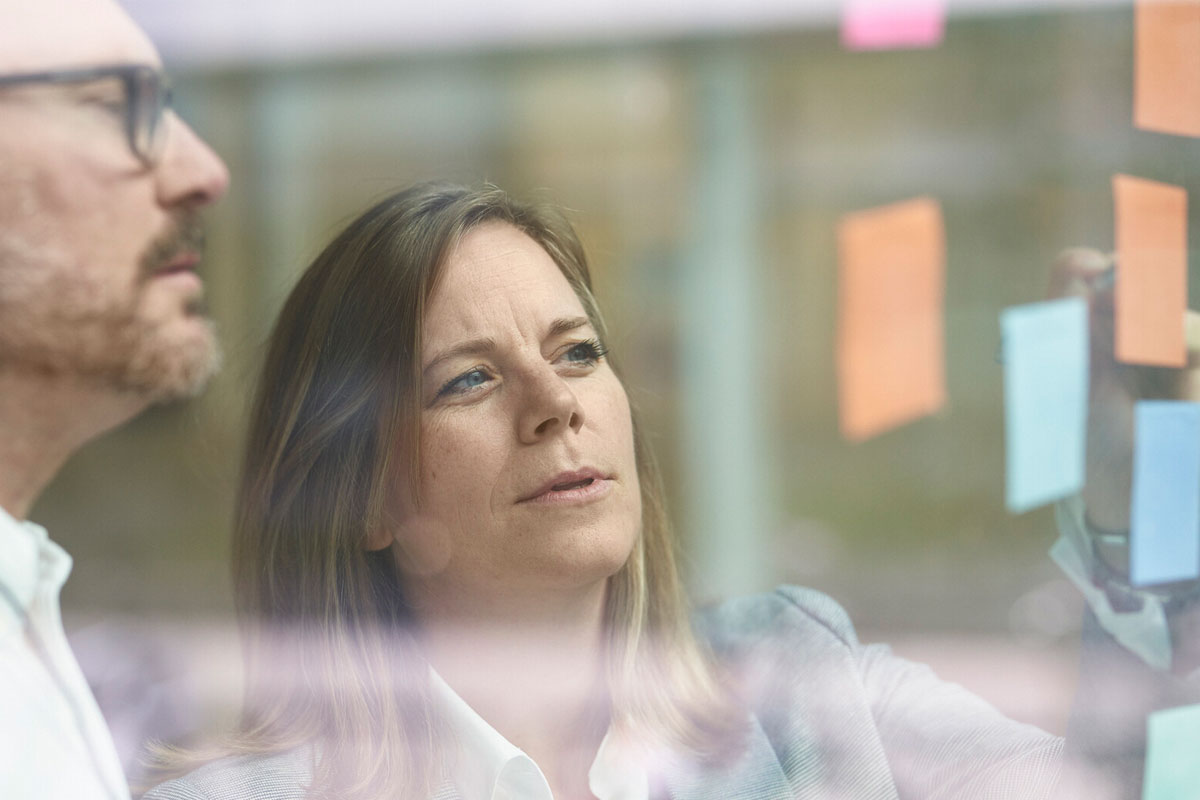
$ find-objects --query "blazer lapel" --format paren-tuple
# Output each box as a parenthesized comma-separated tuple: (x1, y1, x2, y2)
(664, 714, 792, 800)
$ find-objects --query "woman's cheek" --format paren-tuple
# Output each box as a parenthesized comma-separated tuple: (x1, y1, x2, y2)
(422, 418, 505, 506)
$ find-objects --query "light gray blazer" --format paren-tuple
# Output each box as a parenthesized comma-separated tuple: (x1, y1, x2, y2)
(144, 585, 1176, 800)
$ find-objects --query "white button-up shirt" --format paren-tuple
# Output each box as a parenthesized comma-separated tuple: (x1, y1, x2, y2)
(0, 506, 129, 800)
(430, 670, 649, 800)
(1052, 495, 1173, 670)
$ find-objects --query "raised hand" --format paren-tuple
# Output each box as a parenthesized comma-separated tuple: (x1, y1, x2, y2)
(1048, 248, 1200, 583)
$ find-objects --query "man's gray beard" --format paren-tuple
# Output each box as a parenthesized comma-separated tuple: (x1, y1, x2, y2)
(0, 238, 222, 403)
(105, 304, 223, 402)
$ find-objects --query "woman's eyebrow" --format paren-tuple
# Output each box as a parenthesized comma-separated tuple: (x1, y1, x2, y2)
(547, 316, 592, 337)
(422, 337, 496, 377)
(421, 317, 592, 376)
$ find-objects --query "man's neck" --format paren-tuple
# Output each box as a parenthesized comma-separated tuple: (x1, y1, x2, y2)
(0, 368, 146, 518)
(420, 584, 612, 796)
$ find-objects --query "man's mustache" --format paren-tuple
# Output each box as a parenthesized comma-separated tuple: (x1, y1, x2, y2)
(139, 214, 207, 281)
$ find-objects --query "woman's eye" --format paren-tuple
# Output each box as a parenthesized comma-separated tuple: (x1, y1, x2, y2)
(437, 368, 492, 399)
(561, 338, 608, 366)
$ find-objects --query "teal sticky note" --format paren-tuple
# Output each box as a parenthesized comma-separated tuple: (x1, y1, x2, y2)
(1002, 298, 1089, 513)
(1144, 703, 1200, 800)
(1131, 401, 1200, 587)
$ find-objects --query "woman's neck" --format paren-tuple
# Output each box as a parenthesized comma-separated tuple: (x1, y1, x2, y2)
(418, 584, 611, 797)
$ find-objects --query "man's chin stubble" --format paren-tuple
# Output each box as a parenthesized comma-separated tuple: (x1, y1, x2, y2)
(118, 315, 223, 402)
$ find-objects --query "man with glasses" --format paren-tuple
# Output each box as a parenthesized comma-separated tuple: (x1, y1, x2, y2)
(0, 1, 229, 798)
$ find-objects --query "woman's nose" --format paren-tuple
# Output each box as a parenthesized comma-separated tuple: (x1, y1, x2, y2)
(517, 366, 585, 444)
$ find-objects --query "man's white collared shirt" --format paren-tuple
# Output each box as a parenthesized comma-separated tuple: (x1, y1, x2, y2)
(429, 670, 648, 800)
(0, 506, 129, 800)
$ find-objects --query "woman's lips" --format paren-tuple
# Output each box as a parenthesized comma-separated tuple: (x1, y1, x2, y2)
(518, 469, 614, 505)
(519, 477, 614, 506)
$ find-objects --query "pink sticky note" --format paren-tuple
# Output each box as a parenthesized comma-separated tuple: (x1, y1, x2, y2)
(842, 0, 946, 51)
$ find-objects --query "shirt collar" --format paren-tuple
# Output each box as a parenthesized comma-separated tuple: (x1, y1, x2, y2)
(429, 668, 552, 800)
(1051, 495, 1172, 670)
(429, 669, 648, 800)
(0, 504, 71, 622)
(589, 729, 650, 800)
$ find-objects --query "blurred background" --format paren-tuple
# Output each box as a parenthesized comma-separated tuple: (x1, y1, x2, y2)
(34, 0, 1200, 783)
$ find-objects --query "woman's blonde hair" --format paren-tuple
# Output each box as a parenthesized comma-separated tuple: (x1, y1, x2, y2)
(224, 183, 742, 798)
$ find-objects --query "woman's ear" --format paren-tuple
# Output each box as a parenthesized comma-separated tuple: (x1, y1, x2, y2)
(364, 524, 395, 551)
(371, 480, 452, 572)
(365, 486, 407, 551)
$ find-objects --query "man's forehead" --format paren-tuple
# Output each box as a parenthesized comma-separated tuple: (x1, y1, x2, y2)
(0, 0, 160, 73)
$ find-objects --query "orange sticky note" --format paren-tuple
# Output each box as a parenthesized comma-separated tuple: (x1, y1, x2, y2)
(1114, 174, 1188, 367)
(1135, 0, 1200, 138)
(837, 197, 946, 441)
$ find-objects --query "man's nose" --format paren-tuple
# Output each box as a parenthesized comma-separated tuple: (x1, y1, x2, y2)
(154, 113, 229, 209)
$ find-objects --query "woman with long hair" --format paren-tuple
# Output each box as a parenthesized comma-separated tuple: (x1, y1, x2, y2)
(147, 183, 1192, 800)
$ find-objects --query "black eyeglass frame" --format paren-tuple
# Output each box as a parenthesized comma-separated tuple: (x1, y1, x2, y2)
(0, 63, 173, 167)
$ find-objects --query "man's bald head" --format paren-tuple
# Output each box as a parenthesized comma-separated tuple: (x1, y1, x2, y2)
(0, 0, 160, 74)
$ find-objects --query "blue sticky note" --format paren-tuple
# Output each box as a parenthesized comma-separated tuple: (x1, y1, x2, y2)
(1131, 401, 1200, 587)
(1002, 298, 1089, 513)
(1144, 703, 1200, 800)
